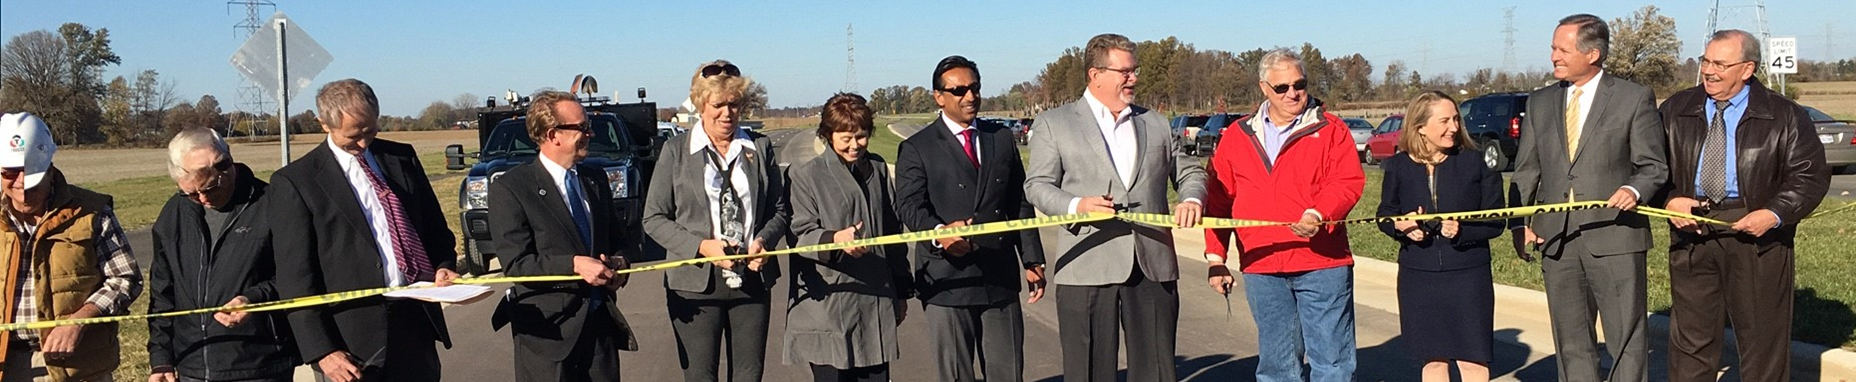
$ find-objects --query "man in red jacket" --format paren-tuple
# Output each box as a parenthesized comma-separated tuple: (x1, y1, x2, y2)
(1202, 49, 1366, 382)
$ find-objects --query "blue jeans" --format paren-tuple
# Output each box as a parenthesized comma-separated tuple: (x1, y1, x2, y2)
(1243, 266, 1356, 382)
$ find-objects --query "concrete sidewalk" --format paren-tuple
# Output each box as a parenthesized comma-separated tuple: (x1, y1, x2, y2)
(1171, 227, 1856, 381)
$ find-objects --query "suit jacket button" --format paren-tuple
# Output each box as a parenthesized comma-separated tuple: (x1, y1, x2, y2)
(958, 184, 966, 189)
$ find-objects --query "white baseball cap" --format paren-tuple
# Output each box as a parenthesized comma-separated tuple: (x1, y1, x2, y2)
(0, 113, 57, 190)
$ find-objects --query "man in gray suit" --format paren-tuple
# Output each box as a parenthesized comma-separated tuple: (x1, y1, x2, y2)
(1023, 33, 1207, 382)
(1510, 14, 1668, 382)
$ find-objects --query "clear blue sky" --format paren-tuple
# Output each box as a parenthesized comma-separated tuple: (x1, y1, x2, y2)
(3, 0, 1851, 117)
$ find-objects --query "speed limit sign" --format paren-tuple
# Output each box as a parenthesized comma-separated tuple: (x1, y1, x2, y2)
(1769, 36, 1797, 74)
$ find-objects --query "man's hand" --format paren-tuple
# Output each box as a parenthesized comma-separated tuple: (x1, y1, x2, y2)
(1608, 188, 1640, 211)
(1174, 200, 1203, 228)
(1665, 197, 1703, 234)
(604, 254, 630, 289)
(936, 220, 974, 257)
(1511, 227, 1542, 262)
(1076, 196, 1116, 214)
(573, 255, 613, 286)
(1208, 263, 1234, 295)
(214, 296, 251, 328)
(1289, 211, 1322, 238)
(894, 299, 909, 324)
(1025, 265, 1047, 304)
(1732, 209, 1781, 238)
(40, 304, 98, 360)
(746, 239, 768, 272)
(433, 268, 461, 287)
(148, 371, 177, 382)
(1440, 220, 1460, 239)
(317, 351, 362, 382)
(834, 222, 867, 257)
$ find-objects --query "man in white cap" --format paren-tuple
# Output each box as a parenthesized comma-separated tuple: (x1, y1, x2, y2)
(0, 112, 143, 381)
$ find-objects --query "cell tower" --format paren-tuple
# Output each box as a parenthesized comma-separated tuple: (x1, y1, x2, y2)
(1701, 0, 1770, 83)
(845, 24, 857, 93)
(229, 0, 276, 135)
(1502, 6, 1518, 71)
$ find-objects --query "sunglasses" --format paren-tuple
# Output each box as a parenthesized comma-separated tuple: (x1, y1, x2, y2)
(0, 168, 20, 180)
(939, 83, 981, 97)
(553, 122, 591, 133)
(1269, 79, 1309, 94)
(181, 159, 235, 199)
(700, 63, 741, 78)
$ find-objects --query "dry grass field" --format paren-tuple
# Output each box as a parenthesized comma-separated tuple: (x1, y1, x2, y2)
(59, 130, 477, 185)
(1797, 81, 1856, 120)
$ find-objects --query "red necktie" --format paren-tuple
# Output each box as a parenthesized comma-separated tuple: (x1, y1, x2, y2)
(355, 156, 433, 283)
(960, 129, 979, 168)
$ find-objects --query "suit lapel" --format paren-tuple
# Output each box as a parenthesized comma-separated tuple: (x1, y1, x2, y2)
(309, 146, 376, 252)
(1070, 103, 1124, 190)
(1128, 110, 1150, 188)
(528, 161, 585, 254)
(1572, 77, 1612, 164)
(930, 119, 981, 181)
(742, 142, 764, 227)
(1541, 84, 1570, 166)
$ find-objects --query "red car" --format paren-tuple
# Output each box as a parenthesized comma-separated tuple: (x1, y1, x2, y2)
(1364, 114, 1404, 165)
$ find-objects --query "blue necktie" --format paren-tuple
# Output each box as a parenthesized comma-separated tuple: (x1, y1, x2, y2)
(565, 169, 603, 310)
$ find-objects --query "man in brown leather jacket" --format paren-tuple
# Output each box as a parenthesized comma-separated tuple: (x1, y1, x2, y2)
(1658, 29, 1831, 382)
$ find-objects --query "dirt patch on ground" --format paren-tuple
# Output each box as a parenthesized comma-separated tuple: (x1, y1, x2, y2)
(59, 130, 477, 186)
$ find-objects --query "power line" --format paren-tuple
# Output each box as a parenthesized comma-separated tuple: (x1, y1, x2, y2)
(228, 0, 275, 135)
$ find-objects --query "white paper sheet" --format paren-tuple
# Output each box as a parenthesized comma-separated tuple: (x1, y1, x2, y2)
(383, 282, 494, 304)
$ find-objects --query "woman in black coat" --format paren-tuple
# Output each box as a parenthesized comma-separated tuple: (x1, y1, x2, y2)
(1375, 90, 1505, 382)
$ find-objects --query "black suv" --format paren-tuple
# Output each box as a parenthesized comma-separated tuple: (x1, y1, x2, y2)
(1194, 113, 1247, 157)
(1458, 92, 1528, 171)
(444, 92, 661, 275)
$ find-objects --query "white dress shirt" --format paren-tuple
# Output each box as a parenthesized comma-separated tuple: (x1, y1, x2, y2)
(940, 112, 981, 165)
(1065, 91, 1140, 214)
(327, 138, 405, 287)
(690, 121, 758, 242)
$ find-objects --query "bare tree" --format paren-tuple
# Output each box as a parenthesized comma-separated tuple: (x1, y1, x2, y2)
(1606, 5, 1683, 95)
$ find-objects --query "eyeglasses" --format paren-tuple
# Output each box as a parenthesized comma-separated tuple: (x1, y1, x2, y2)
(1269, 79, 1309, 94)
(939, 83, 981, 97)
(1095, 66, 1139, 78)
(553, 122, 591, 133)
(0, 168, 20, 181)
(1699, 57, 1753, 72)
(700, 63, 741, 78)
(181, 159, 234, 199)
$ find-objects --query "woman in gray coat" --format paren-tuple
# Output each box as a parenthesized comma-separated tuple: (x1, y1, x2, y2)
(783, 93, 913, 382)
(641, 60, 790, 382)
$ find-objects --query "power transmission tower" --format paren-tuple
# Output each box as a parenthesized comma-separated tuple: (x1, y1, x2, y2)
(229, 0, 275, 136)
(1503, 6, 1518, 71)
(1700, 0, 1769, 83)
(845, 24, 857, 93)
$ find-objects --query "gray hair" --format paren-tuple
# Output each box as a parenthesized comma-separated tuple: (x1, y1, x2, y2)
(1257, 49, 1303, 79)
(1711, 29, 1761, 64)
(167, 127, 230, 181)
(1559, 14, 1610, 65)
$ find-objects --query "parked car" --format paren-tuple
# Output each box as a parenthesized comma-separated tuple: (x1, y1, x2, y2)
(1458, 92, 1529, 171)
(1343, 117, 1375, 162)
(1806, 106, 1856, 174)
(1194, 113, 1247, 157)
(1015, 118, 1034, 145)
(1365, 114, 1405, 165)
(737, 120, 764, 132)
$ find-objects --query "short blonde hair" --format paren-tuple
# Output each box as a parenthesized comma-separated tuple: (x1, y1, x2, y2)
(526, 90, 578, 144)
(315, 78, 380, 128)
(688, 60, 750, 111)
(1397, 90, 1477, 164)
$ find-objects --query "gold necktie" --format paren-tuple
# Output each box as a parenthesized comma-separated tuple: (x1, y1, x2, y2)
(1565, 88, 1584, 159)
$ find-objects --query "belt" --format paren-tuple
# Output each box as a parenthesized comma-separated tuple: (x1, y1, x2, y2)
(1699, 198, 1745, 213)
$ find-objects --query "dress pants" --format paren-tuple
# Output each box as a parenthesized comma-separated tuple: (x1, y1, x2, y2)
(924, 301, 1025, 382)
(1541, 239, 1649, 382)
(808, 363, 888, 382)
(667, 290, 770, 382)
(513, 304, 620, 382)
(313, 300, 443, 382)
(1667, 202, 1794, 382)
(1054, 266, 1178, 382)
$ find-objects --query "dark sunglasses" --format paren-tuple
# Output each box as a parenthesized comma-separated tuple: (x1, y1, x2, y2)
(1269, 79, 1308, 94)
(553, 122, 591, 133)
(700, 63, 741, 78)
(0, 168, 21, 180)
(939, 83, 981, 97)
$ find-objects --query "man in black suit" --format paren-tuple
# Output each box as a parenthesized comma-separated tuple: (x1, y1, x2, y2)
(488, 90, 640, 381)
(894, 55, 1045, 382)
(270, 78, 460, 382)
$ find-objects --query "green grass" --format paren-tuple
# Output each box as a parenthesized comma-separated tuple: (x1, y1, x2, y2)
(1344, 170, 1856, 350)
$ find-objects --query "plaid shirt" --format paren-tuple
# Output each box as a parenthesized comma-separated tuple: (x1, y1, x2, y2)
(9, 207, 142, 341)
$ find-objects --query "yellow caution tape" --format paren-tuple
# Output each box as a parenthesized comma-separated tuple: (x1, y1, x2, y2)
(0, 203, 1754, 331)
(1809, 201, 1856, 220)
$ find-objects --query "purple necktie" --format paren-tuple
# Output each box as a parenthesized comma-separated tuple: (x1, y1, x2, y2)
(356, 155, 433, 283)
